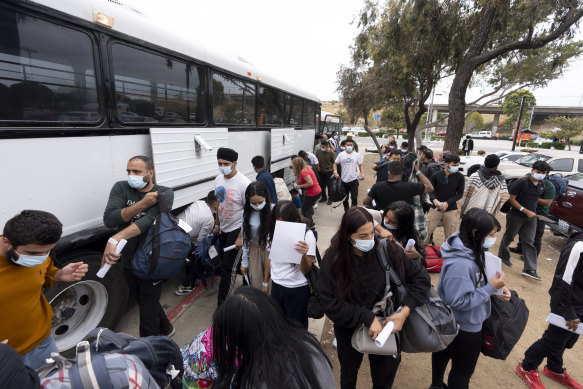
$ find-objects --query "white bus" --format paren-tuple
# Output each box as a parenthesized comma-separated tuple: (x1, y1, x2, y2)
(0, 0, 320, 352)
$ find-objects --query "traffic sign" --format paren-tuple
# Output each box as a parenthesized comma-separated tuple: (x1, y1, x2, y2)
(374, 114, 380, 121)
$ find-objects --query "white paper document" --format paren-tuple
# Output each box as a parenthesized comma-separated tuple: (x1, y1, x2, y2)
(546, 313, 583, 335)
(97, 239, 127, 278)
(375, 321, 395, 348)
(484, 252, 503, 295)
(269, 221, 307, 264)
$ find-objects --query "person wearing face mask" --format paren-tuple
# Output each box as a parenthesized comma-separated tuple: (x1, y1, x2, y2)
(315, 140, 337, 204)
(461, 135, 474, 156)
(372, 148, 402, 183)
(498, 161, 550, 281)
(430, 209, 511, 389)
(379, 201, 427, 266)
(240, 182, 273, 292)
(251, 155, 278, 204)
(425, 154, 465, 245)
(175, 191, 220, 296)
(0, 210, 88, 370)
(103, 155, 174, 337)
(318, 207, 431, 389)
(292, 156, 321, 225)
(214, 147, 251, 307)
(334, 139, 364, 212)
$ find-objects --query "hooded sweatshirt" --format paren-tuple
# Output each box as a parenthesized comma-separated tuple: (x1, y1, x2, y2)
(438, 232, 497, 332)
(460, 166, 509, 216)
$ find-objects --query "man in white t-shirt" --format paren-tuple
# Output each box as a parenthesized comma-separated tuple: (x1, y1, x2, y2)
(175, 191, 219, 295)
(333, 139, 364, 211)
(214, 147, 251, 306)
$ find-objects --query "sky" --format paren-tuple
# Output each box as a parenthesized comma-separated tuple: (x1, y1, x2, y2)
(139, 0, 583, 107)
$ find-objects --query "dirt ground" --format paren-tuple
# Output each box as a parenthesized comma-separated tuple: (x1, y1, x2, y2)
(318, 153, 582, 389)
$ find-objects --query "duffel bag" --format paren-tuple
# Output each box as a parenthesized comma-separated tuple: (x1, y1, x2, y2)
(132, 193, 191, 280)
(38, 341, 160, 389)
(425, 245, 443, 273)
(481, 290, 529, 360)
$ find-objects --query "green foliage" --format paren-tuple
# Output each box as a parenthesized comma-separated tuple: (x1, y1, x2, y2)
(572, 138, 582, 146)
(526, 142, 539, 148)
(431, 135, 445, 141)
(501, 90, 536, 131)
(543, 117, 583, 150)
(457, 149, 464, 155)
(520, 149, 539, 153)
(357, 132, 370, 137)
(380, 105, 406, 129)
(477, 150, 486, 156)
(339, 110, 350, 126)
(465, 112, 484, 132)
(539, 142, 552, 149)
(553, 142, 566, 150)
(401, 134, 408, 140)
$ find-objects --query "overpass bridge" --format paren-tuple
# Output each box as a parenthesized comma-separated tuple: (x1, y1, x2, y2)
(428, 103, 583, 132)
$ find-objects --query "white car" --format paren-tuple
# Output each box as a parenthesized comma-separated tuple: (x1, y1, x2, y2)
(458, 151, 526, 176)
(467, 130, 493, 139)
(499, 154, 583, 182)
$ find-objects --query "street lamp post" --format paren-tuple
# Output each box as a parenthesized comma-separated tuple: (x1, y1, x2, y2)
(511, 96, 532, 152)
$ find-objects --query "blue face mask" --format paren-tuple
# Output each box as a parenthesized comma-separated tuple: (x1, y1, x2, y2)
(251, 201, 266, 211)
(292, 196, 302, 208)
(382, 219, 398, 230)
(340, 146, 345, 151)
(346, 146, 353, 152)
(483, 237, 497, 249)
(11, 250, 50, 267)
(448, 166, 459, 174)
(219, 165, 232, 176)
(353, 238, 375, 253)
(533, 173, 546, 181)
(128, 173, 148, 189)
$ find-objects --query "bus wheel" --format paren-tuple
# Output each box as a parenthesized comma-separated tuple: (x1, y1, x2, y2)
(45, 252, 129, 355)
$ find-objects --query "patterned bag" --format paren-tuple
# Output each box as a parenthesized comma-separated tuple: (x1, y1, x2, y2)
(181, 327, 218, 389)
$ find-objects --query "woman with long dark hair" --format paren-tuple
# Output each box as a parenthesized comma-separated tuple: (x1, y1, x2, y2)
(292, 156, 321, 225)
(267, 200, 315, 329)
(381, 201, 427, 266)
(430, 209, 511, 389)
(212, 286, 334, 389)
(240, 182, 272, 292)
(319, 206, 431, 389)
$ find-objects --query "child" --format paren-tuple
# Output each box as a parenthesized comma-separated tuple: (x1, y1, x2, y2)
(290, 188, 302, 209)
(515, 231, 583, 389)
(268, 201, 315, 329)
(240, 182, 272, 292)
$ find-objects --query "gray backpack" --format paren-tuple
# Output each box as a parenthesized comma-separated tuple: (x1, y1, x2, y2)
(38, 341, 159, 389)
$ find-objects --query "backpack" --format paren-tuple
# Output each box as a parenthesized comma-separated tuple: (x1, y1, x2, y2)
(547, 173, 569, 201)
(481, 290, 529, 360)
(425, 245, 443, 273)
(273, 177, 292, 202)
(328, 177, 346, 202)
(426, 162, 443, 180)
(191, 233, 223, 288)
(181, 327, 217, 388)
(132, 193, 191, 280)
(38, 328, 183, 389)
(401, 152, 417, 182)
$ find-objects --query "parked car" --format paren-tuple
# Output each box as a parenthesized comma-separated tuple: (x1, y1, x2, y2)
(458, 151, 528, 177)
(499, 154, 583, 182)
(550, 173, 583, 236)
(467, 130, 492, 139)
(436, 131, 447, 137)
(499, 152, 528, 162)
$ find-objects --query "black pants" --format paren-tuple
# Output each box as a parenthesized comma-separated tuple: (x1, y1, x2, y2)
(342, 179, 359, 211)
(431, 329, 482, 389)
(463, 150, 470, 156)
(271, 282, 309, 329)
(334, 324, 400, 389)
(301, 192, 320, 224)
(123, 268, 172, 337)
(522, 316, 581, 373)
(516, 214, 547, 256)
(319, 171, 333, 200)
(217, 228, 241, 306)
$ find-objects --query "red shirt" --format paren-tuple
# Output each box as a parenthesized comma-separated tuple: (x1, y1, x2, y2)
(300, 167, 322, 197)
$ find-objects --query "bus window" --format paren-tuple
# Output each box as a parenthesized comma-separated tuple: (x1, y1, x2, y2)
(112, 44, 206, 124)
(0, 9, 99, 123)
(257, 87, 283, 126)
(284, 94, 302, 127)
(212, 72, 255, 125)
(303, 100, 315, 128)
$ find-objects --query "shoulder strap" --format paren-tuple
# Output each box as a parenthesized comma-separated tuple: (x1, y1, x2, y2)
(377, 239, 407, 298)
(76, 341, 101, 389)
(158, 190, 170, 213)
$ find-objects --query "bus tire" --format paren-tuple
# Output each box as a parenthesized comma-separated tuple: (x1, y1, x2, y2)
(45, 252, 129, 355)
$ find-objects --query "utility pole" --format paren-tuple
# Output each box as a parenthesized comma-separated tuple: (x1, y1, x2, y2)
(511, 96, 528, 151)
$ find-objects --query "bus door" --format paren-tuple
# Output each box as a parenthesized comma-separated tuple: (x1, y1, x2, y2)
(270, 128, 296, 172)
(150, 127, 229, 208)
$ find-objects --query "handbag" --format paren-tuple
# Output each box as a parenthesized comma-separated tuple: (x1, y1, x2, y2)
(481, 290, 529, 360)
(350, 245, 399, 355)
(378, 239, 459, 353)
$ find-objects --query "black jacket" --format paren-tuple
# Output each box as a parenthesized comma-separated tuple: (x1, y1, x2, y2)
(550, 232, 583, 320)
(318, 240, 431, 329)
(462, 139, 474, 151)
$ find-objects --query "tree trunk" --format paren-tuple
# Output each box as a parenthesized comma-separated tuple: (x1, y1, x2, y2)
(567, 137, 571, 151)
(364, 111, 383, 157)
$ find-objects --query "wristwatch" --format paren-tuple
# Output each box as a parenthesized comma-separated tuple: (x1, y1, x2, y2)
(519, 206, 524, 212)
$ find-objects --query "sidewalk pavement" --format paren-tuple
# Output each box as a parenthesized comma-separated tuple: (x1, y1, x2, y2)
(115, 199, 346, 348)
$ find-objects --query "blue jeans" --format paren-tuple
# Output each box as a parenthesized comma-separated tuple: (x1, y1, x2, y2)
(21, 334, 58, 370)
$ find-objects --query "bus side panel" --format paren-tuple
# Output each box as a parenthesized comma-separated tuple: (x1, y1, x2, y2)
(0, 134, 150, 236)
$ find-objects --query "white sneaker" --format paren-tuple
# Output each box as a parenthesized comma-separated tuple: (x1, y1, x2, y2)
(313, 203, 318, 209)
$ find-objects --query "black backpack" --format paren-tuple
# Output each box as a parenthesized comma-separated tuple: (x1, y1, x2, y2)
(328, 177, 346, 202)
(481, 290, 529, 360)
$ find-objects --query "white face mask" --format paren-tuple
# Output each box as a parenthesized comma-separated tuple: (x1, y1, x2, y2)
(340, 146, 345, 151)
(250, 201, 266, 211)
(128, 173, 149, 189)
(219, 165, 232, 176)
(533, 173, 546, 181)
(10, 250, 50, 267)
(448, 166, 459, 174)
(482, 237, 497, 249)
(346, 146, 353, 153)
(353, 238, 375, 252)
